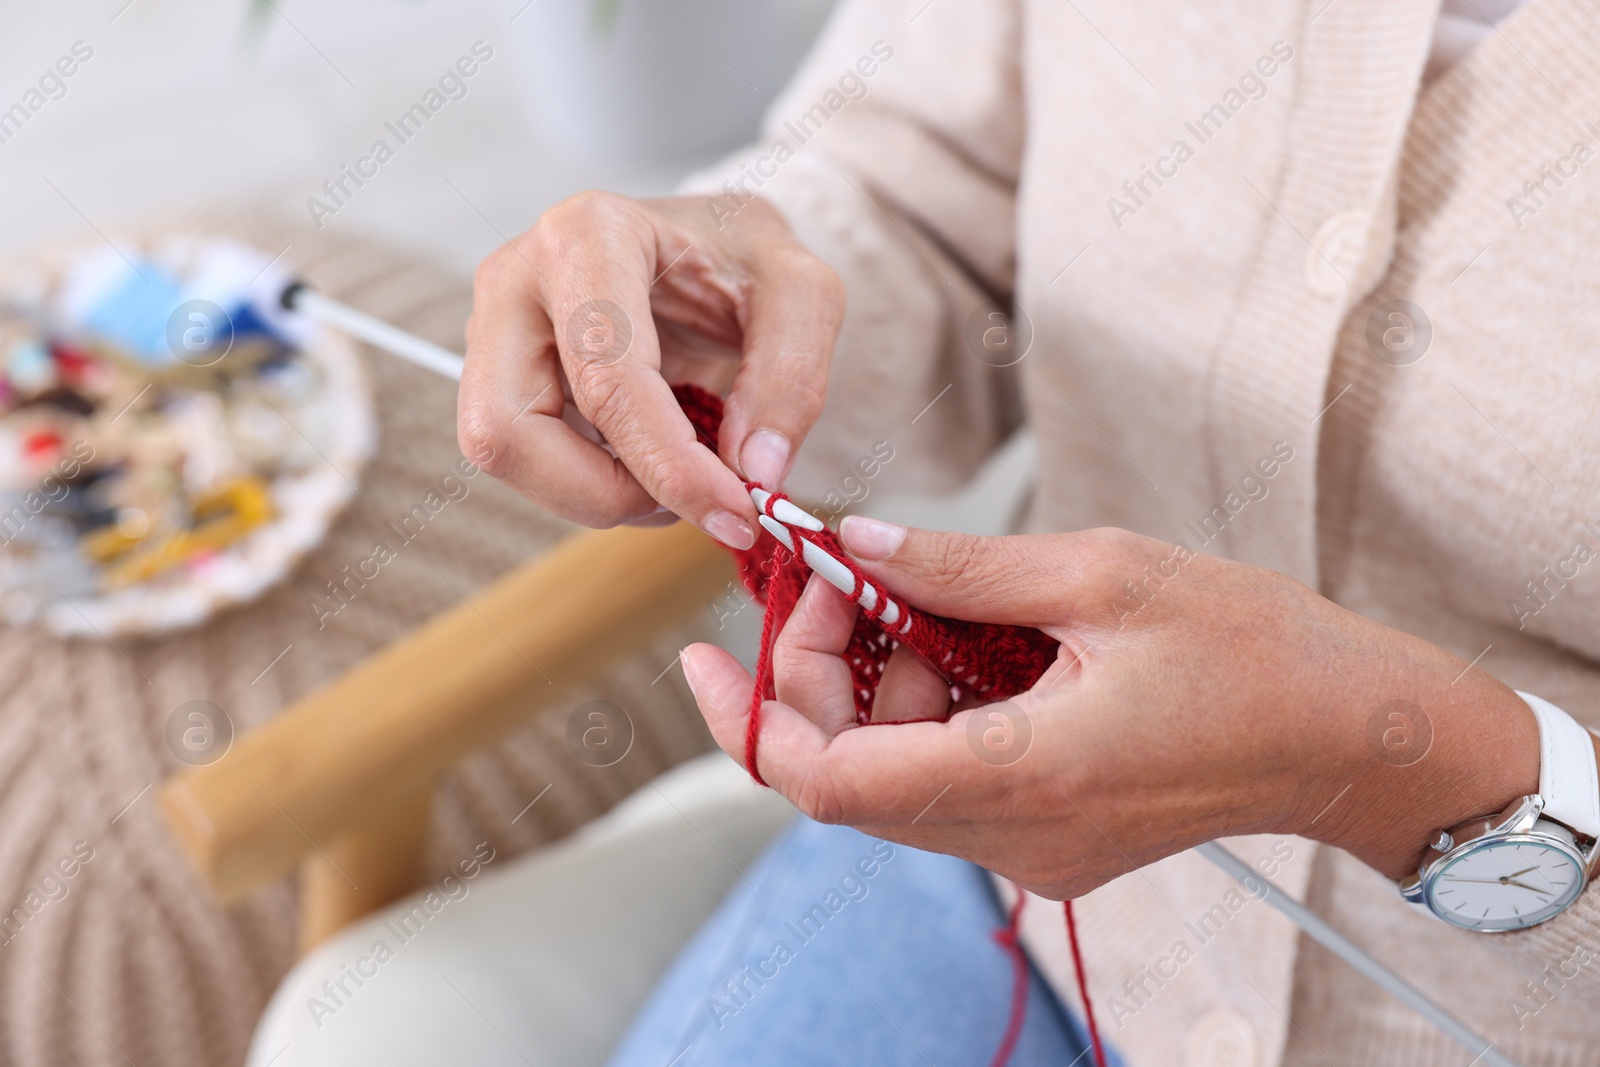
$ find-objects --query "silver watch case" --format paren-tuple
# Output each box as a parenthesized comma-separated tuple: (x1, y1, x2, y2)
(1400, 794, 1600, 931)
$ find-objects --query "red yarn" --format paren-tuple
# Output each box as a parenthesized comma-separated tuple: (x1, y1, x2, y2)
(1066, 899, 1108, 1067)
(672, 383, 1102, 1066)
(989, 897, 1107, 1067)
(991, 893, 1031, 1067)
(744, 587, 780, 786)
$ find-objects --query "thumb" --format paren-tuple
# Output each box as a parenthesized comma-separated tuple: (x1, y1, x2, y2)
(837, 518, 1093, 626)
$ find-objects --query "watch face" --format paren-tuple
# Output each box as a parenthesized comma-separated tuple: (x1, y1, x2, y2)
(1426, 836, 1587, 931)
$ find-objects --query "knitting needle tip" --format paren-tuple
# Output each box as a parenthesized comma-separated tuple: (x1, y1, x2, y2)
(757, 514, 795, 551)
(748, 486, 824, 531)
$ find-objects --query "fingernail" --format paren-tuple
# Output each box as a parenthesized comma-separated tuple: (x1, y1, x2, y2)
(740, 429, 791, 488)
(704, 509, 756, 550)
(839, 515, 906, 560)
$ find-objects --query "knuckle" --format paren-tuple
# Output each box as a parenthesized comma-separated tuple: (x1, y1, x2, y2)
(768, 633, 839, 700)
(567, 493, 633, 530)
(1076, 527, 1143, 579)
(647, 456, 695, 510)
(783, 372, 830, 425)
(783, 248, 834, 287)
(771, 630, 805, 681)
(792, 767, 845, 825)
(471, 257, 490, 291)
(815, 261, 848, 311)
(537, 190, 632, 249)
(472, 247, 511, 292)
(778, 250, 846, 309)
(525, 219, 563, 263)
(1082, 525, 1138, 555)
(570, 363, 628, 423)
(924, 532, 988, 589)
(456, 404, 508, 477)
(564, 188, 625, 217)
(740, 195, 786, 229)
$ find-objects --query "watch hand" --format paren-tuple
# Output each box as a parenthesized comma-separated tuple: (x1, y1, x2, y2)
(1506, 866, 1539, 879)
(1440, 876, 1553, 895)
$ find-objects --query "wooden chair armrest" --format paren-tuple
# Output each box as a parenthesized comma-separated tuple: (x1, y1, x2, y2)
(161, 521, 732, 907)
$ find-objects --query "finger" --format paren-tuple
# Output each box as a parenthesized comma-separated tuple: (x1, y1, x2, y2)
(459, 247, 658, 526)
(770, 576, 952, 725)
(717, 253, 844, 489)
(622, 506, 679, 528)
(772, 574, 860, 736)
(871, 644, 952, 723)
(683, 643, 974, 825)
(838, 517, 1094, 626)
(543, 200, 757, 548)
(681, 642, 833, 800)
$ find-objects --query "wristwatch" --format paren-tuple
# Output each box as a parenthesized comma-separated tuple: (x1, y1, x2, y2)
(1400, 691, 1600, 931)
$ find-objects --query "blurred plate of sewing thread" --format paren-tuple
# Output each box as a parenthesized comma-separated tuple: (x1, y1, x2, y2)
(0, 235, 374, 637)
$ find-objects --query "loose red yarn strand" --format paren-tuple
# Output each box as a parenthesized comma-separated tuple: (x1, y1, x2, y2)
(743, 595, 776, 787)
(989, 893, 1031, 1067)
(1065, 900, 1107, 1067)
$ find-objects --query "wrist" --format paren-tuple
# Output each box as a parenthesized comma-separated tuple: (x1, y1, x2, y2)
(1308, 657, 1540, 881)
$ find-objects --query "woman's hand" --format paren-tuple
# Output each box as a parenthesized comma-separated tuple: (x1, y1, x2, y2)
(682, 520, 1543, 899)
(458, 192, 844, 547)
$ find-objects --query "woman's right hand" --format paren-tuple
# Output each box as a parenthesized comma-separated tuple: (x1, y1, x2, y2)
(457, 191, 845, 548)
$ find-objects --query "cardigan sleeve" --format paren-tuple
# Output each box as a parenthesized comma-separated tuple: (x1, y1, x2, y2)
(1490, 717, 1600, 1015)
(679, 0, 1028, 504)
(1501, 887, 1600, 1016)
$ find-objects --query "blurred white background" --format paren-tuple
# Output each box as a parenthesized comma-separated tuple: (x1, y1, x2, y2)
(0, 0, 1033, 538)
(0, 0, 835, 274)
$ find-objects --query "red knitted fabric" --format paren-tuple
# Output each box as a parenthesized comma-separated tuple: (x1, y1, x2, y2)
(673, 383, 1059, 752)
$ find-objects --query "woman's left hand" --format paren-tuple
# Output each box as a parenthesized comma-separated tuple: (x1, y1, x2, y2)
(681, 520, 1542, 899)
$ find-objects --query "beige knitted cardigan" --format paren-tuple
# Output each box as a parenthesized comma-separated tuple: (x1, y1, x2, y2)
(688, 0, 1600, 1063)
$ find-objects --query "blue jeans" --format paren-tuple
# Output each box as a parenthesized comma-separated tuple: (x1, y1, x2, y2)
(607, 818, 1107, 1067)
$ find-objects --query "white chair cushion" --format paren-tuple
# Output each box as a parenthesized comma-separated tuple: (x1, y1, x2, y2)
(248, 751, 795, 1067)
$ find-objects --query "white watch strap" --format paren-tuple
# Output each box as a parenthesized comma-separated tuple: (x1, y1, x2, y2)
(1517, 690, 1600, 839)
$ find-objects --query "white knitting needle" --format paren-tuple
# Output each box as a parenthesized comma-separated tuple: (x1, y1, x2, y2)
(280, 290, 1529, 1064)
(280, 283, 466, 381)
(1196, 842, 1524, 1067)
(750, 494, 910, 632)
(748, 486, 823, 533)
